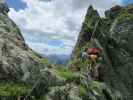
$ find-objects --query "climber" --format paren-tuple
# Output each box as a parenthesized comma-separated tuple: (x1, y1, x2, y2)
(87, 47, 102, 80)
(87, 47, 102, 65)
(80, 48, 88, 62)
(81, 52, 88, 62)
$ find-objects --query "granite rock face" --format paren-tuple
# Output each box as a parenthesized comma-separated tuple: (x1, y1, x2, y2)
(71, 4, 133, 99)
(102, 6, 133, 99)
(0, 2, 42, 84)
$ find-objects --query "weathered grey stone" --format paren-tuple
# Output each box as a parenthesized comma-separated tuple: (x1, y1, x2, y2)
(0, 4, 42, 84)
(0, 0, 9, 15)
(71, 4, 133, 100)
(46, 84, 81, 100)
(105, 5, 122, 19)
(101, 12, 133, 99)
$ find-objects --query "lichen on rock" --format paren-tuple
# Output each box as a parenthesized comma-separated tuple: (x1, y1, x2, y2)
(70, 4, 133, 100)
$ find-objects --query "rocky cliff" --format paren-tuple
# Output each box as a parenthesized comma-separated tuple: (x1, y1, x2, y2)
(71, 4, 133, 100)
(0, 1, 43, 84)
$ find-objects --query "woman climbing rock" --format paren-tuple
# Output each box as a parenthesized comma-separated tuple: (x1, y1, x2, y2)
(87, 47, 103, 81)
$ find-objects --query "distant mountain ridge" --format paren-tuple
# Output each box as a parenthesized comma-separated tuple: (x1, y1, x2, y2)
(43, 54, 70, 65)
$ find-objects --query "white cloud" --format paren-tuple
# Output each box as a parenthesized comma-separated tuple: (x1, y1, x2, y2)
(28, 41, 73, 55)
(8, 0, 122, 55)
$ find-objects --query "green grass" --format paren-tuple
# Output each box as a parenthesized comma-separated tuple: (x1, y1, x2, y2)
(0, 82, 31, 96)
(38, 96, 47, 100)
(55, 67, 76, 81)
(117, 9, 133, 22)
(79, 85, 87, 96)
(40, 58, 50, 65)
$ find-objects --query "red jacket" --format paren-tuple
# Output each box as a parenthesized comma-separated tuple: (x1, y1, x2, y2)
(87, 47, 101, 56)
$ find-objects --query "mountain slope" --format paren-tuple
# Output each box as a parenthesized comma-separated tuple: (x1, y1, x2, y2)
(46, 54, 70, 65)
(0, 1, 44, 84)
(71, 4, 133, 99)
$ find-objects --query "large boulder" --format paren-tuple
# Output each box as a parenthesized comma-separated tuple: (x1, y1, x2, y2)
(46, 84, 81, 100)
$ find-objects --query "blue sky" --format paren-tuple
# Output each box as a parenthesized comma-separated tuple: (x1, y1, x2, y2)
(122, 0, 133, 5)
(6, 0, 133, 11)
(6, 0, 27, 11)
(6, 0, 133, 55)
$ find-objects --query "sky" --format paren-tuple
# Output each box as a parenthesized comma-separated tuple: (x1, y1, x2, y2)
(6, 0, 133, 55)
